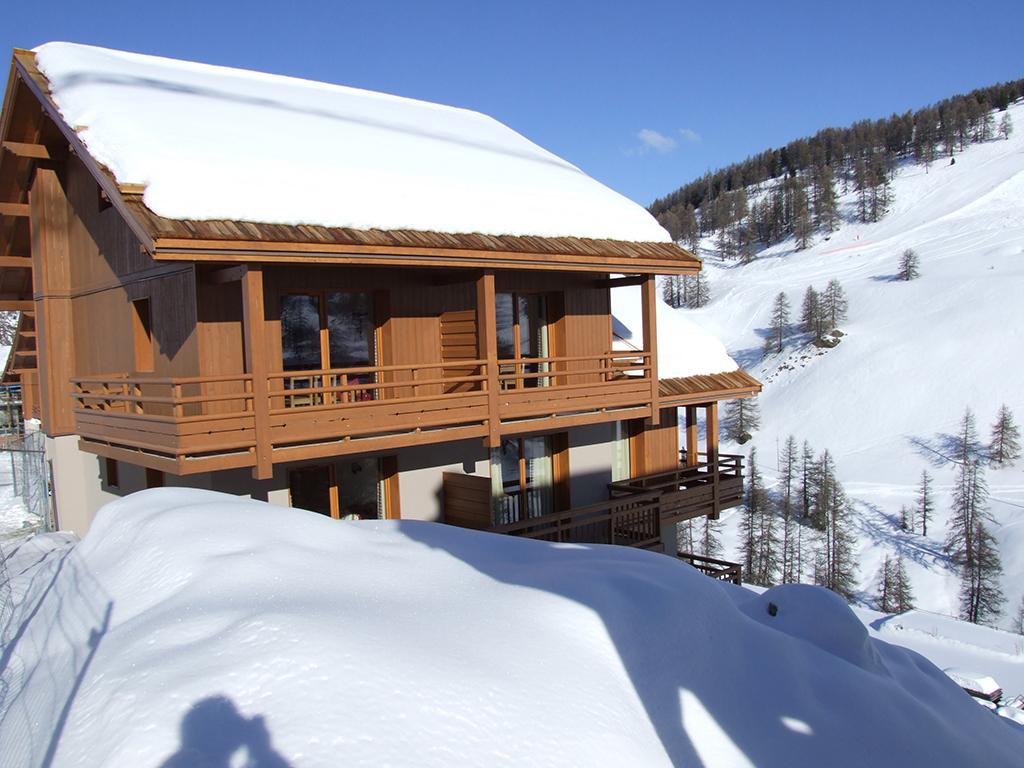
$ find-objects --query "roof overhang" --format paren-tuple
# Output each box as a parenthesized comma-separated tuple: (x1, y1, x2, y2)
(658, 369, 762, 406)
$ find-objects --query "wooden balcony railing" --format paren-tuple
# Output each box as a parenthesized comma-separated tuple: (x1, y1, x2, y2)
(490, 491, 662, 549)
(676, 551, 743, 584)
(608, 453, 744, 522)
(70, 351, 655, 472)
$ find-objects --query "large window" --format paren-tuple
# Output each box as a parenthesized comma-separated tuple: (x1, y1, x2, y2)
(280, 291, 376, 404)
(289, 457, 388, 520)
(496, 292, 549, 389)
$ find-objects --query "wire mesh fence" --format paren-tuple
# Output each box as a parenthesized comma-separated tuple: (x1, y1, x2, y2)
(1, 430, 54, 540)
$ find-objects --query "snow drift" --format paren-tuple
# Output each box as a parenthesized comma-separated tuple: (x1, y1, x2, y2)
(2, 489, 1021, 767)
(32, 42, 669, 243)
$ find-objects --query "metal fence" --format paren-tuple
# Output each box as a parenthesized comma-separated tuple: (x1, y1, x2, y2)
(2, 430, 54, 537)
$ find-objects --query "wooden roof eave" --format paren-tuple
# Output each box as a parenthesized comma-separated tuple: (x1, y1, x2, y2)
(657, 369, 763, 406)
(9, 50, 156, 254)
(151, 237, 702, 275)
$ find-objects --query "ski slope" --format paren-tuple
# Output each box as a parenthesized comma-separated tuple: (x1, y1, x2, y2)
(679, 100, 1024, 628)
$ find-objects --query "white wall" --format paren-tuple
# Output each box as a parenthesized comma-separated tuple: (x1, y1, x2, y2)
(396, 439, 489, 521)
(567, 423, 614, 508)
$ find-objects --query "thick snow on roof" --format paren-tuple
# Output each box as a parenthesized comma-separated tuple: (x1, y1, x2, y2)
(32, 42, 671, 243)
(611, 284, 739, 378)
(4, 489, 1023, 767)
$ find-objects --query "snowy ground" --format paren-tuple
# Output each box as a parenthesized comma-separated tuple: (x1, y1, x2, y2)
(2, 490, 1023, 767)
(0, 453, 39, 541)
(676, 100, 1024, 630)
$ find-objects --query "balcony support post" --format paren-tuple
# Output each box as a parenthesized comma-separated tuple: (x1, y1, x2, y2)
(241, 265, 273, 479)
(476, 270, 500, 448)
(705, 402, 720, 519)
(684, 405, 698, 467)
(640, 274, 659, 421)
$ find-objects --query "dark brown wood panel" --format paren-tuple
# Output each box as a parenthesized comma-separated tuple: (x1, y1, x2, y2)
(443, 472, 491, 530)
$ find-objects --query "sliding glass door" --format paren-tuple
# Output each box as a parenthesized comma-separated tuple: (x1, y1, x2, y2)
(496, 292, 549, 389)
(289, 457, 384, 520)
(492, 435, 554, 525)
(280, 291, 376, 403)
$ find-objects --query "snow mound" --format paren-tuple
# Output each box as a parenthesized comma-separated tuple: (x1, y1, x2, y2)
(32, 42, 670, 243)
(2, 489, 1022, 767)
(611, 284, 738, 378)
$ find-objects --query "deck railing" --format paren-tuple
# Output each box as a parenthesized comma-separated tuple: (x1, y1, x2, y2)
(70, 351, 655, 471)
(490, 491, 662, 549)
(676, 551, 743, 584)
(608, 453, 744, 522)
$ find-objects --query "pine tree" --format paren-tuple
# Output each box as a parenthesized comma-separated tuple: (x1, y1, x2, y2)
(799, 440, 815, 521)
(697, 514, 723, 560)
(1013, 595, 1024, 635)
(899, 505, 913, 532)
(892, 556, 915, 613)
(767, 292, 790, 355)
(821, 279, 848, 330)
(810, 450, 858, 600)
(897, 248, 921, 281)
(662, 275, 683, 308)
(999, 112, 1014, 140)
(739, 447, 778, 586)
(800, 286, 824, 340)
(960, 519, 1004, 625)
(679, 204, 701, 252)
(723, 397, 761, 443)
(917, 470, 934, 536)
(792, 182, 813, 250)
(875, 555, 895, 612)
(780, 436, 800, 583)
(953, 408, 982, 465)
(677, 517, 695, 554)
(686, 272, 711, 308)
(811, 164, 840, 233)
(989, 404, 1021, 466)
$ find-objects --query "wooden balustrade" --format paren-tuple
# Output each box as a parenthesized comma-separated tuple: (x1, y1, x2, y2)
(676, 551, 743, 584)
(69, 351, 657, 472)
(490, 491, 663, 549)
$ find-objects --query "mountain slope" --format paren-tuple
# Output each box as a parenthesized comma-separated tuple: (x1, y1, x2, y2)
(674, 100, 1024, 631)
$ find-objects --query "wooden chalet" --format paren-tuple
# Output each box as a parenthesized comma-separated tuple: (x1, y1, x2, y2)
(0, 45, 760, 571)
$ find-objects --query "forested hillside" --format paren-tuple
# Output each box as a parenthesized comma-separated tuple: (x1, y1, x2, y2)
(649, 79, 1024, 261)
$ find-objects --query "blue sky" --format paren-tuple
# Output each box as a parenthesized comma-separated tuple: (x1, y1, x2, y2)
(4, 1, 1022, 206)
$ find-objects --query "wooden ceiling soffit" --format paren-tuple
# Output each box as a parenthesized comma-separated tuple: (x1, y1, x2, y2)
(8, 51, 156, 252)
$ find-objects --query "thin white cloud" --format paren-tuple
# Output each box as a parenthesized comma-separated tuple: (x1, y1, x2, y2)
(678, 127, 701, 143)
(637, 128, 677, 154)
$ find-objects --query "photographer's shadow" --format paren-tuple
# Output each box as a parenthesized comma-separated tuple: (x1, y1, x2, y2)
(160, 695, 290, 768)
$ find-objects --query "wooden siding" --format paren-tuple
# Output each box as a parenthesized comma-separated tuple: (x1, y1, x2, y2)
(630, 408, 680, 476)
(443, 472, 491, 530)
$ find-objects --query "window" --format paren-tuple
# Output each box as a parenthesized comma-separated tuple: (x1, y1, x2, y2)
(492, 435, 554, 525)
(288, 457, 393, 520)
(105, 457, 119, 489)
(280, 291, 376, 405)
(612, 421, 632, 482)
(496, 292, 549, 389)
(145, 467, 164, 488)
(131, 298, 154, 373)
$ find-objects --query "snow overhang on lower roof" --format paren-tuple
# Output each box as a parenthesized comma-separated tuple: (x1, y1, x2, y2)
(30, 42, 673, 245)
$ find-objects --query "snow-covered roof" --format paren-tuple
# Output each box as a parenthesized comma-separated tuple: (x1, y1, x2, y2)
(611, 284, 740, 378)
(5, 490, 1024, 766)
(31, 42, 671, 244)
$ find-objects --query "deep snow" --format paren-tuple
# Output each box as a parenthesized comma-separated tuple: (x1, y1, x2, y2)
(678, 100, 1024, 631)
(32, 42, 669, 243)
(2, 489, 1023, 767)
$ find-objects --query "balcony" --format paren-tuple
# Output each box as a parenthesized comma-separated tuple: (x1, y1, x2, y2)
(70, 351, 654, 474)
(488, 457, 746, 582)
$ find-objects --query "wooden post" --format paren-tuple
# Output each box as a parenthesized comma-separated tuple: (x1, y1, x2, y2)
(241, 266, 273, 479)
(685, 405, 698, 467)
(706, 402, 720, 519)
(29, 168, 77, 436)
(640, 274, 659, 421)
(476, 270, 500, 448)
